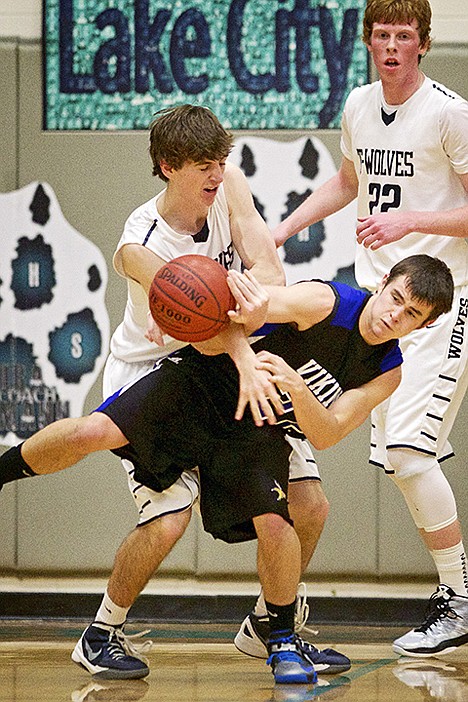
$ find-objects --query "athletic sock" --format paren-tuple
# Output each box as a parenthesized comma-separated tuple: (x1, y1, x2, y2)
(430, 541, 468, 596)
(95, 590, 130, 627)
(0, 444, 37, 487)
(265, 600, 296, 639)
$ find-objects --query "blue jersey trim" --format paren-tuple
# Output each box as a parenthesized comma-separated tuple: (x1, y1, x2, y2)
(329, 282, 368, 330)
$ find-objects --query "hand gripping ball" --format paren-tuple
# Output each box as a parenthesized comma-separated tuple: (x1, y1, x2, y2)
(149, 254, 236, 342)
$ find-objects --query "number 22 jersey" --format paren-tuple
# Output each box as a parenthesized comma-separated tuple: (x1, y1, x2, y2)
(341, 76, 468, 291)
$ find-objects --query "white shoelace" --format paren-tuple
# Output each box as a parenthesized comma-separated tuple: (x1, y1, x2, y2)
(294, 582, 319, 637)
(115, 628, 153, 663)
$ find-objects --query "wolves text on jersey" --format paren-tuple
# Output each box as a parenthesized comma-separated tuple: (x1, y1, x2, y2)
(448, 298, 468, 359)
(356, 148, 414, 178)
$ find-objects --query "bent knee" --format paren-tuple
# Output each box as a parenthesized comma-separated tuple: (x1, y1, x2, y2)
(75, 412, 127, 452)
(254, 512, 292, 540)
(386, 448, 435, 481)
(288, 480, 330, 524)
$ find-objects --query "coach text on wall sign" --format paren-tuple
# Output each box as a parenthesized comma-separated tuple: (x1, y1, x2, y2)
(44, 0, 369, 130)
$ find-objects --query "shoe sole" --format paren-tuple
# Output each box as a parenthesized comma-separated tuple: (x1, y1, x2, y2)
(392, 643, 457, 658)
(71, 644, 149, 680)
(274, 672, 317, 684)
(234, 630, 349, 674)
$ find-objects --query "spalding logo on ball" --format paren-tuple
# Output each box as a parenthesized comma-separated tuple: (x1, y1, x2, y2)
(149, 254, 235, 342)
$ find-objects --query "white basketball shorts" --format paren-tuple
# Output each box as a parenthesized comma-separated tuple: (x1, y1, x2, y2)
(370, 285, 468, 477)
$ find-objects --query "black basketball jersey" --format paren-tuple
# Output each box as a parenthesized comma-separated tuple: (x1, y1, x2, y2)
(100, 280, 402, 488)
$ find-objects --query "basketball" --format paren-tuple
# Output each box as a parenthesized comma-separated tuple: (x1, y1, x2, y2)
(149, 254, 236, 342)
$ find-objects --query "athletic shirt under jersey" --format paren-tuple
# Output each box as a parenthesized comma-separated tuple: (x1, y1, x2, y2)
(341, 76, 468, 291)
(110, 183, 242, 363)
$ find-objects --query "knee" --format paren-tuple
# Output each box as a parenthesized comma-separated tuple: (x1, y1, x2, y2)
(288, 481, 330, 529)
(254, 512, 293, 543)
(386, 448, 432, 482)
(140, 508, 192, 546)
(75, 412, 125, 452)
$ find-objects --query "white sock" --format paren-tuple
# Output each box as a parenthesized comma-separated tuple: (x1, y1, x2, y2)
(253, 591, 267, 617)
(430, 542, 468, 596)
(95, 590, 130, 627)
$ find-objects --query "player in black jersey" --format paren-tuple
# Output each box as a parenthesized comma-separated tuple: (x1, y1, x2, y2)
(0, 254, 453, 683)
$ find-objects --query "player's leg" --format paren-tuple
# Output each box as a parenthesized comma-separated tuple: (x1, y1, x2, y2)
(387, 450, 468, 657)
(0, 413, 126, 488)
(288, 479, 329, 573)
(253, 512, 316, 684)
(235, 437, 350, 674)
(72, 469, 199, 680)
(371, 295, 468, 657)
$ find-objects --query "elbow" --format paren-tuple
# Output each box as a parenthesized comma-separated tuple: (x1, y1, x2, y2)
(309, 436, 335, 451)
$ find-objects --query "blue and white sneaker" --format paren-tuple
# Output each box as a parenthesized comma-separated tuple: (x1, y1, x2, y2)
(72, 622, 151, 679)
(267, 633, 318, 684)
(235, 584, 350, 674)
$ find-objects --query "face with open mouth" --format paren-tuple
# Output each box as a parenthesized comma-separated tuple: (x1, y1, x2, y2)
(166, 159, 227, 208)
(367, 20, 427, 84)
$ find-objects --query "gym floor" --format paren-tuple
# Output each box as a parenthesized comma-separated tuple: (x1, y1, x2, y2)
(1, 619, 468, 702)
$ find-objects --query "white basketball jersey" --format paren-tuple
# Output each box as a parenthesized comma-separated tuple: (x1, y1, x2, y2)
(110, 184, 242, 363)
(341, 77, 468, 290)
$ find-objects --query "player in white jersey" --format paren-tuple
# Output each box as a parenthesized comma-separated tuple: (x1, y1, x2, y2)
(274, 0, 468, 658)
(66, 105, 347, 679)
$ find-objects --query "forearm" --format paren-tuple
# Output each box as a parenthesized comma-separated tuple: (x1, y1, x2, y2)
(288, 385, 344, 450)
(193, 322, 252, 360)
(274, 171, 357, 244)
(405, 207, 468, 238)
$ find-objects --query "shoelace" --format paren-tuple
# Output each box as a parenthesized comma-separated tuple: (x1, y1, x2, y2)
(417, 592, 461, 633)
(294, 582, 319, 637)
(113, 628, 153, 663)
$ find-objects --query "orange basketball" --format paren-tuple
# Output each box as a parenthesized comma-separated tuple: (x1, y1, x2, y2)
(149, 255, 236, 342)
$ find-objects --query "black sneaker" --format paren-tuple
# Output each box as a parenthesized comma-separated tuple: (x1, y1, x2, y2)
(235, 612, 350, 674)
(72, 623, 151, 679)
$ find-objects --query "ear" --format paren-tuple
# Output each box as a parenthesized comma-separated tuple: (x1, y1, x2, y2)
(418, 317, 437, 329)
(419, 37, 430, 56)
(160, 161, 173, 179)
(377, 273, 389, 293)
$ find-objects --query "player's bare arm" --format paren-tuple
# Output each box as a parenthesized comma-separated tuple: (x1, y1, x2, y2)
(223, 163, 285, 286)
(273, 156, 359, 247)
(357, 172, 468, 250)
(119, 244, 169, 345)
(256, 352, 401, 450)
(227, 270, 335, 331)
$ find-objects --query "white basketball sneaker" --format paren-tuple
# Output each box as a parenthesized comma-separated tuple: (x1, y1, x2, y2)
(393, 585, 468, 657)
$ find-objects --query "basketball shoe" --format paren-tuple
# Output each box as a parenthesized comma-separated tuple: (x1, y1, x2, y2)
(235, 583, 350, 674)
(393, 585, 468, 657)
(72, 622, 151, 679)
(267, 633, 318, 684)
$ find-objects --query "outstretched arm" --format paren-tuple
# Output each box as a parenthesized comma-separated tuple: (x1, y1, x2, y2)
(273, 157, 358, 247)
(223, 163, 285, 285)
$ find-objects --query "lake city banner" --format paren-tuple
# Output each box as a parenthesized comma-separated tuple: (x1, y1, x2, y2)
(43, 0, 369, 130)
